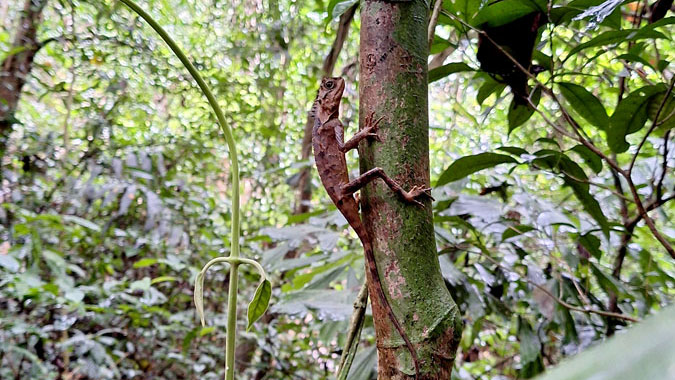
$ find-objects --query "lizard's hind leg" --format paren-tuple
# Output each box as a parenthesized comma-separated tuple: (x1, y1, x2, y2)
(341, 168, 433, 207)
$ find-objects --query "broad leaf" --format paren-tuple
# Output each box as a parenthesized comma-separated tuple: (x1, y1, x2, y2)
(502, 224, 536, 241)
(326, 0, 357, 21)
(558, 82, 609, 129)
(608, 85, 665, 152)
(519, 317, 545, 378)
(473, 0, 547, 27)
(437, 153, 519, 186)
(647, 91, 675, 130)
(247, 279, 272, 331)
(569, 145, 602, 174)
(429, 62, 474, 83)
(508, 87, 542, 134)
(568, 29, 667, 58)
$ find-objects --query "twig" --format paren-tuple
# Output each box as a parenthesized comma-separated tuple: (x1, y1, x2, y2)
(655, 130, 671, 201)
(629, 78, 675, 174)
(428, 0, 443, 49)
(336, 283, 369, 380)
(475, 248, 639, 323)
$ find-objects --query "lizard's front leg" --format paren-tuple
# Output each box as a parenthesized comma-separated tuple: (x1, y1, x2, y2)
(337, 112, 382, 153)
(341, 167, 433, 207)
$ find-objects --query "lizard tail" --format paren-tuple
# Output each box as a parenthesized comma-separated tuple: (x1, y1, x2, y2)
(352, 222, 421, 379)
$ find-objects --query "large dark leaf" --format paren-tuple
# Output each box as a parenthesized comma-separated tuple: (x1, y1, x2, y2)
(429, 62, 475, 83)
(608, 85, 665, 153)
(473, 0, 547, 27)
(558, 82, 609, 129)
(247, 279, 272, 331)
(437, 153, 519, 186)
(567, 29, 667, 58)
(519, 317, 545, 378)
(508, 87, 542, 134)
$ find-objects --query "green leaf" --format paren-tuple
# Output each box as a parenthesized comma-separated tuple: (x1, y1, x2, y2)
(590, 262, 622, 295)
(502, 224, 536, 241)
(133, 258, 158, 268)
(62, 215, 101, 232)
(508, 87, 541, 134)
(429, 62, 475, 83)
(565, 177, 609, 238)
(558, 82, 609, 129)
(647, 91, 675, 130)
(247, 279, 272, 331)
(476, 76, 506, 105)
(577, 232, 602, 260)
(568, 29, 667, 58)
(569, 145, 603, 174)
(615, 53, 654, 70)
(151, 275, 178, 284)
(497, 146, 529, 156)
(519, 317, 544, 378)
(430, 35, 455, 55)
(437, 153, 519, 186)
(474, 0, 547, 27)
(326, 0, 358, 20)
(608, 85, 665, 153)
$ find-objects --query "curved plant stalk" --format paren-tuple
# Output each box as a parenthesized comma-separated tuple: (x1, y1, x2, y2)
(114, 1, 270, 379)
(336, 282, 368, 380)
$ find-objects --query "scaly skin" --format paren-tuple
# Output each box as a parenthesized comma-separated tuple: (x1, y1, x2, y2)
(312, 77, 432, 378)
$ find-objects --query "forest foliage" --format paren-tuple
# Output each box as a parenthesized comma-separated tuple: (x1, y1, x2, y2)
(0, 0, 673, 379)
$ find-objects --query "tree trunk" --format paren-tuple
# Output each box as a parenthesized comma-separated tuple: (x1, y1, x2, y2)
(0, 0, 48, 161)
(294, 5, 357, 215)
(358, 1, 462, 378)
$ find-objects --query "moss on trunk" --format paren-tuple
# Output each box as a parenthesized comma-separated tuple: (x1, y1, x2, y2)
(358, 0, 462, 378)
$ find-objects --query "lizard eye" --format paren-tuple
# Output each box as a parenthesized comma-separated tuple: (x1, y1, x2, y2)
(325, 81, 334, 89)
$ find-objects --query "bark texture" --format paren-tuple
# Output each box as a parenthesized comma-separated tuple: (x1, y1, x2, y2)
(0, 0, 48, 160)
(358, 1, 462, 378)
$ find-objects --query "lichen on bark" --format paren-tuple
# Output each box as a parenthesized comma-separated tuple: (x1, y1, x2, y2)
(358, 0, 462, 378)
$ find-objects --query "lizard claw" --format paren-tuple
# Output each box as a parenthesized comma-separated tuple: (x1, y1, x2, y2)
(404, 185, 435, 207)
(364, 112, 384, 142)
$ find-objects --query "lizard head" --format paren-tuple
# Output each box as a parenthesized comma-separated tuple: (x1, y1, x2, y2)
(316, 77, 345, 124)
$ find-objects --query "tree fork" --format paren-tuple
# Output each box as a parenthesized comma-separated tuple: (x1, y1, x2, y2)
(358, 0, 462, 378)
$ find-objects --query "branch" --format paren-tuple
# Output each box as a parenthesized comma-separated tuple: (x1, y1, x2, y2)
(655, 130, 671, 201)
(336, 283, 368, 380)
(428, 0, 443, 48)
(629, 78, 675, 174)
(474, 248, 639, 323)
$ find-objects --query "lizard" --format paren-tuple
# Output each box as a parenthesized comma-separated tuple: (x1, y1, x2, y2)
(312, 76, 432, 378)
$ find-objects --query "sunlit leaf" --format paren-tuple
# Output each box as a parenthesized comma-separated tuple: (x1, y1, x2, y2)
(247, 279, 272, 331)
(429, 62, 475, 83)
(508, 87, 541, 134)
(437, 153, 519, 186)
(558, 82, 609, 129)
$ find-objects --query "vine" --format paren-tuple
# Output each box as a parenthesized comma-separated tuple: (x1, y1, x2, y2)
(115, 1, 271, 379)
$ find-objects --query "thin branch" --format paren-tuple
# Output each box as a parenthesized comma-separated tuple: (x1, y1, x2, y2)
(473, 248, 639, 323)
(629, 78, 675, 174)
(428, 0, 443, 49)
(655, 130, 671, 201)
(336, 283, 368, 380)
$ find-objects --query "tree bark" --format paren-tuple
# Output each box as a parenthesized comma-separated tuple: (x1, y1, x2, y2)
(0, 0, 48, 161)
(358, 1, 462, 378)
(294, 5, 357, 215)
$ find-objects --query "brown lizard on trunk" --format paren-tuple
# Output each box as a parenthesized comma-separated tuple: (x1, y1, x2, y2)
(312, 77, 431, 378)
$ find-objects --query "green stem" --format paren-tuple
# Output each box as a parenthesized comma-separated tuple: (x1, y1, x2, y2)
(114, 1, 241, 379)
